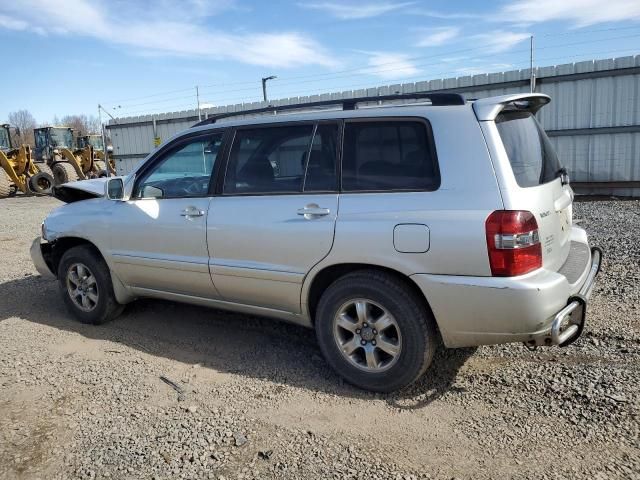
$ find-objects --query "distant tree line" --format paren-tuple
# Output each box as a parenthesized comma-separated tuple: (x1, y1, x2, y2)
(5, 110, 102, 148)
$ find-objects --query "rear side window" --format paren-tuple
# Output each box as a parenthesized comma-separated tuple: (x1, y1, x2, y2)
(342, 121, 439, 191)
(224, 125, 313, 194)
(496, 111, 561, 188)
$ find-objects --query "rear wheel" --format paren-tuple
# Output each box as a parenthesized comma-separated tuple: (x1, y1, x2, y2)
(315, 270, 437, 392)
(0, 169, 11, 198)
(58, 245, 124, 325)
(52, 162, 79, 185)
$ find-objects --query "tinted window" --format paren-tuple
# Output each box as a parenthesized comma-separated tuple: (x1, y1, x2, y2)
(496, 111, 561, 188)
(224, 125, 313, 194)
(342, 121, 439, 191)
(135, 134, 222, 199)
(304, 124, 338, 192)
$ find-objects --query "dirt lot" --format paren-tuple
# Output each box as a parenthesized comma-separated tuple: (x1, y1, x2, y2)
(0, 196, 638, 480)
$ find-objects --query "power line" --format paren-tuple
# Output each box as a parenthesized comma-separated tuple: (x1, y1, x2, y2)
(103, 86, 195, 106)
(117, 45, 639, 116)
(196, 47, 640, 109)
(103, 27, 640, 108)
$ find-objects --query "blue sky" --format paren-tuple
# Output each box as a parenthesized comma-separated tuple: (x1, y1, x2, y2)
(0, 0, 639, 123)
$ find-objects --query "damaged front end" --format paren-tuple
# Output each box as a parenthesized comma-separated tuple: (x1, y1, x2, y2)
(52, 178, 109, 203)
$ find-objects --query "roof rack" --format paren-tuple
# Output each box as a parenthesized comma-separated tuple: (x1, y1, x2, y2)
(193, 92, 465, 127)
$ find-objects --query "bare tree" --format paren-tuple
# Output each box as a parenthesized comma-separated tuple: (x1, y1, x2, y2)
(59, 114, 101, 137)
(8, 110, 37, 147)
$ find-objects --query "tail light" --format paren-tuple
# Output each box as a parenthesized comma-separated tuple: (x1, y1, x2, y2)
(485, 210, 542, 276)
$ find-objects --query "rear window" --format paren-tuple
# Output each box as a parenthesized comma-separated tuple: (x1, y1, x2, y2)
(495, 111, 561, 188)
(342, 121, 439, 191)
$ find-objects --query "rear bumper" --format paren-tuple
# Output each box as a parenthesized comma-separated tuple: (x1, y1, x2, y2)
(548, 246, 602, 346)
(30, 236, 56, 279)
(412, 232, 602, 348)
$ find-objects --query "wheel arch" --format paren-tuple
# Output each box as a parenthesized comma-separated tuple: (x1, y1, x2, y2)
(304, 263, 438, 332)
(48, 236, 134, 304)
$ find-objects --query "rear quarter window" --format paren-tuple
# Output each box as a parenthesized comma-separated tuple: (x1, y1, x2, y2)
(495, 111, 561, 188)
(341, 120, 440, 192)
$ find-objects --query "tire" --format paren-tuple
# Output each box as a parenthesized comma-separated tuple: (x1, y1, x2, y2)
(315, 270, 437, 392)
(28, 171, 54, 194)
(58, 245, 124, 325)
(52, 162, 79, 185)
(0, 169, 11, 198)
(36, 163, 54, 178)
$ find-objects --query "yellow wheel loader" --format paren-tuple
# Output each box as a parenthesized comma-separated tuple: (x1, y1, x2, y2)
(34, 127, 105, 185)
(77, 134, 116, 176)
(0, 124, 54, 199)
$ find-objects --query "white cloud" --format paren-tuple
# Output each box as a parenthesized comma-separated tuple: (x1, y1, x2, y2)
(416, 27, 460, 47)
(0, 0, 337, 68)
(501, 0, 640, 26)
(0, 14, 29, 31)
(473, 31, 531, 53)
(364, 52, 420, 79)
(408, 9, 484, 20)
(300, 1, 415, 20)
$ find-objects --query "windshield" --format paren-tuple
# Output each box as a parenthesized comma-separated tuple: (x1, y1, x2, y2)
(495, 111, 561, 188)
(50, 128, 73, 148)
(0, 127, 10, 150)
(87, 136, 104, 150)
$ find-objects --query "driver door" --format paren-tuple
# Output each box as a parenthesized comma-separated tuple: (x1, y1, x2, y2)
(109, 132, 224, 299)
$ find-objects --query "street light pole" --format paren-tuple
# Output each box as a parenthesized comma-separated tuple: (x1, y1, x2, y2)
(262, 75, 277, 103)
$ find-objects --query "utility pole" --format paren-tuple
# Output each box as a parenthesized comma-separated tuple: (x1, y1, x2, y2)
(262, 76, 277, 103)
(529, 35, 536, 93)
(97, 104, 117, 178)
(196, 86, 201, 121)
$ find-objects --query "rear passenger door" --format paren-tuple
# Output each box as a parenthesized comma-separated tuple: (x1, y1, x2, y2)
(207, 122, 339, 313)
(334, 119, 441, 271)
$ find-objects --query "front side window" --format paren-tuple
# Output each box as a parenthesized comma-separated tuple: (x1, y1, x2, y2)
(224, 125, 314, 194)
(134, 133, 223, 199)
(495, 111, 561, 188)
(342, 121, 439, 192)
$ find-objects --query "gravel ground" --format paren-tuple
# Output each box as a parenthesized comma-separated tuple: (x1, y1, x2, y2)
(0, 195, 638, 480)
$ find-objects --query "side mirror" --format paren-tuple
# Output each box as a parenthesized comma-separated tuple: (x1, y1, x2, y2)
(106, 178, 124, 200)
(14, 127, 21, 137)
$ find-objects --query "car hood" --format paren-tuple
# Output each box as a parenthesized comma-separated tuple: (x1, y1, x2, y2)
(52, 178, 107, 203)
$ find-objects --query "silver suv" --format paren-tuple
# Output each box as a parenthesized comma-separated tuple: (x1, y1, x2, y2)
(31, 92, 602, 392)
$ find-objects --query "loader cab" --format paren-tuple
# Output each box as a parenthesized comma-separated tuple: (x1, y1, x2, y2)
(77, 134, 104, 151)
(34, 126, 74, 162)
(0, 124, 11, 151)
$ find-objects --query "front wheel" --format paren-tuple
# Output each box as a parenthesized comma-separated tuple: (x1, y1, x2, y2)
(58, 245, 124, 324)
(315, 270, 437, 392)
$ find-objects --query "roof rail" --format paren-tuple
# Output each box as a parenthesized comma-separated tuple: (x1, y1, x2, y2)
(193, 92, 466, 127)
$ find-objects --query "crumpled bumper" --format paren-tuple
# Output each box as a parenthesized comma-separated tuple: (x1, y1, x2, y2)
(30, 236, 56, 279)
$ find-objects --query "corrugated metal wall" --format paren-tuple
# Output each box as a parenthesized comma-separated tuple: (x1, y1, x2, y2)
(107, 55, 640, 196)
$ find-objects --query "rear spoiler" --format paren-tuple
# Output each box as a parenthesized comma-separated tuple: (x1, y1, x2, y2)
(472, 93, 550, 121)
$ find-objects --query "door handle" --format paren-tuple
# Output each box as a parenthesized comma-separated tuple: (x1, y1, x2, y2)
(180, 207, 205, 217)
(297, 203, 330, 218)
